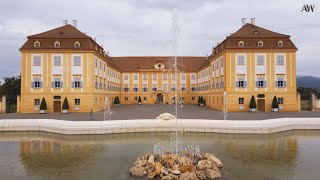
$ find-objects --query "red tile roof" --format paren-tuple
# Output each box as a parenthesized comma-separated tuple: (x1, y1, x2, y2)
(110, 56, 207, 72)
(27, 24, 91, 39)
(228, 23, 290, 38)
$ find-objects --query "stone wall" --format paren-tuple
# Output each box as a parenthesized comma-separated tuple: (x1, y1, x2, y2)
(311, 93, 320, 112)
(0, 96, 6, 113)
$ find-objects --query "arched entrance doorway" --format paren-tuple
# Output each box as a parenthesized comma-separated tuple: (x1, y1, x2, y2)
(257, 99, 265, 112)
(157, 93, 163, 104)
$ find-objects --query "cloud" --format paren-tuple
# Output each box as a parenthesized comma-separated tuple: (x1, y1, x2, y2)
(0, 0, 319, 79)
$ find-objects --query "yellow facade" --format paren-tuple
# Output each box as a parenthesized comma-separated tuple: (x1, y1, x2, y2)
(19, 22, 299, 113)
(120, 71, 198, 105)
(198, 50, 299, 112)
(20, 51, 121, 113)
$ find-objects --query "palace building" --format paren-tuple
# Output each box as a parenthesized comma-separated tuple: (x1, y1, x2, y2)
(19, 19, 299, 113)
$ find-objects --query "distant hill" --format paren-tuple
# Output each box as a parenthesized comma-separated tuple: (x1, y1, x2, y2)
(297, 76, 320, 89)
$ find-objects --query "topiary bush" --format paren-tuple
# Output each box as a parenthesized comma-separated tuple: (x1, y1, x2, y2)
(272, 96, 279, 109)
(249, 95, 257, 109)
(62, 97, 69, 110)
(40, 97, 47, 110)
(138, 96, 142, 104)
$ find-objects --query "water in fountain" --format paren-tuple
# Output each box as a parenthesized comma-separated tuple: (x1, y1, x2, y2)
(131, 9, 223, 179)
(153, 9, 200, 155)
(172, 8, 180, 155)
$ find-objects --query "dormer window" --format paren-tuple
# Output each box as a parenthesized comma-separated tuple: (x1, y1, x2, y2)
(238, 41, 244, 48)
(54, 41, 60, 48)
(277, 40, 283, 47)
(34, 41, 40, 48)
(74, 41, 80, 48)
(257, 41, 264, 47)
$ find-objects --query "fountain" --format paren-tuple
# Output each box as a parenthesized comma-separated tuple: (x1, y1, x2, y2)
(130, 9, 223, 179)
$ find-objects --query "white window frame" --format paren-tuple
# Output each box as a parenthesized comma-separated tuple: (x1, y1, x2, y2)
(239, 98, 244, 105)
(257, 55, 264, 65)
(34, 41, 40, 48)
(53, 56, 61, 66)
(238, 41, 244, 48)
(276, 55, 285, 65)
(237, 55, 245, 65)
(54, 41, 60, 48)
(33, 55, 41, 66)
(75, 99, 80, 106)
(73, 56, 81, 66)
(34, 99, 40, 106)
(74, 41, 81, 48)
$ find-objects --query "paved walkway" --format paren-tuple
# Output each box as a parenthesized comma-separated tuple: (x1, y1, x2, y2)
(0, 104, 319, 121)
(0, 105, 320, 121)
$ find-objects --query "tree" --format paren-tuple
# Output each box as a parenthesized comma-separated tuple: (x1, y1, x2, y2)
(0, 76, 21, 112)
(138, 96, 142, 104)
(272, 96, 279, 109)
(40, 97, 47, 110)
(297, 87, 320, 100)
(198, 96, 201, 105)
(62, 97, 69, 110)
(249, 95, 257, 109)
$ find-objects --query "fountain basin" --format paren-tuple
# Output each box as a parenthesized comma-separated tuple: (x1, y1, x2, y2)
(0, 118, 320, 135)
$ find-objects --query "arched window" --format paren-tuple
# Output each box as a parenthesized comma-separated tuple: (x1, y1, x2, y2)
(257, 41, 264, 47)
(74, 41, 81, 48)
(34, 41, 40, 48)
(238, 41, 244, 48)
(277, 40, 283, 47)
(54, 41, 60, 48)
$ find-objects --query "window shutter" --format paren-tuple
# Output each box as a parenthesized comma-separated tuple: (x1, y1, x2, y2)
(284, 81, 287, 87)
(51, 82, 54, 88)
(31, 82, 34, 88)
(236, 81, 239, 88)
(256, 81, 259, 87)
(40, 82, 43, 88)
(61, 82, 63, 88)
(244, 81, 247, 88)
(72, 82, 75, 88)
(275, 81, 278, 87)
(263, 81, 266, 88)
(80, 82, 83, 88)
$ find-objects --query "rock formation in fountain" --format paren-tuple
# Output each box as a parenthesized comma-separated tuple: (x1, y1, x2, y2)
(157, 113, 176, 120)
(130, 151, 223, 180)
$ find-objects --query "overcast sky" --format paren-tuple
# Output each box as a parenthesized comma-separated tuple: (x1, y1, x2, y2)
(0, 0, 319, 81)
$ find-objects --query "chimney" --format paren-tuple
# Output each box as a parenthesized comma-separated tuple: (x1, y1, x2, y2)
(72, 20, 77, 28)
(63, 20, 68, 25)
(250, 18, 255, 25)
(212, 46, 215, 53)
(241, 18, 246, 26)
